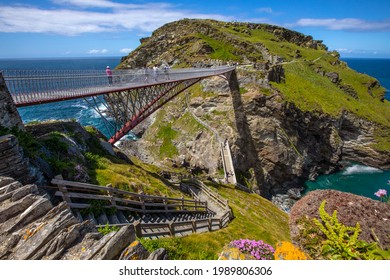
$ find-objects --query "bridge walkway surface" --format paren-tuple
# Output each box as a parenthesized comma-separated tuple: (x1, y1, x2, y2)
(2, 66, 235, 107)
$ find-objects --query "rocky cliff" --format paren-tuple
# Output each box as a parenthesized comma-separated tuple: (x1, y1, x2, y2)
(118, 19, 390, 201)
(0, 73, 24, 131)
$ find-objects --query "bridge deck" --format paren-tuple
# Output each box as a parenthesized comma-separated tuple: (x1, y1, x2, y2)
(2, 66, 235, 107)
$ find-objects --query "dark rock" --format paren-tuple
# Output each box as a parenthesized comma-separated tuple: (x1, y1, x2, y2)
(325, 72, 339, 84)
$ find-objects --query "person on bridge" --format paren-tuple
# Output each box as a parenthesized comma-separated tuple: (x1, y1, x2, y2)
(152, 65, 159, 82)
(163, 64, 170, 80)
(106, 66, 113, 85)
(143, 67, 150, 83)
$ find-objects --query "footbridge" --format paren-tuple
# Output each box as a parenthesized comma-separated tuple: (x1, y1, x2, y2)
(1, 66, 235, 144)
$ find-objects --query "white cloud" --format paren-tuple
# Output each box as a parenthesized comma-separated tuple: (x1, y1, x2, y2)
(335, 48, 381, 56)
(87, 49, 108, 54)
(120, 48, 133, 53)
(296, 18, 390, 32)
(257, 7, 274, 14)
(0, 1, 232, 36)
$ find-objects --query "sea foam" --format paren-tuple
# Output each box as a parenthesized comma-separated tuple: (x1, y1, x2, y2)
(342, 164, 383, 175)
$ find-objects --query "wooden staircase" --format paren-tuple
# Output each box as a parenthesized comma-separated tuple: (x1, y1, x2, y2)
(51, 176, 233, 239)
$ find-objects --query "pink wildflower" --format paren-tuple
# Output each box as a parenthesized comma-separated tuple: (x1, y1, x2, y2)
(374, 189, 387, 198)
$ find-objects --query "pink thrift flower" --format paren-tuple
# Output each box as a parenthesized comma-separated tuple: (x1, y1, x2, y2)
(374, 189, 387, 198)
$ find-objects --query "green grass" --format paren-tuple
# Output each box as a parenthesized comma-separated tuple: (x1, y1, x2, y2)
(196, 34, 241, 61)
(87, 153, 185, 198)
(271, 61, 390, 150)
(157, 124, 179, 158)
(141, 183, 290, 259)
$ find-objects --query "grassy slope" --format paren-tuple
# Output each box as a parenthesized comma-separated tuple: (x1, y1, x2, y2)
(84, 125, 290, 259)
(141, 183, 290, 260)
(213, 23, 390, 150)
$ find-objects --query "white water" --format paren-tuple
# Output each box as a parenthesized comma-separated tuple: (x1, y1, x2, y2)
(342, 164, 383, 175)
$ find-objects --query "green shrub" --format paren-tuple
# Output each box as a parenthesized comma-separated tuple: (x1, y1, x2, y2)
(98, 224, 120, 235)
(313, 200, 389, 260)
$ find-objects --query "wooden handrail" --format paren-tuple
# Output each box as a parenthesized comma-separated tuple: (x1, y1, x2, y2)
(52, 177, 208, 213)
(51, 176, 234, 238)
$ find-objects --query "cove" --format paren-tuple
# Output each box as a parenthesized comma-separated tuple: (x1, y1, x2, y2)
(304, 163, 390, 200)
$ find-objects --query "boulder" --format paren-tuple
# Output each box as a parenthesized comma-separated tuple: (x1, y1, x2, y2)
(92, 225, 136, 260)
(0, 176, 15, 188)
(0, 194, 38, 223)
(10, 202, 79, 259)
(11, 184, 38, 202)
(5, 196, 53, 233)
(289, 189, 390, 250)
(147, 248, 169, 260)
(119, 240, 150, 260)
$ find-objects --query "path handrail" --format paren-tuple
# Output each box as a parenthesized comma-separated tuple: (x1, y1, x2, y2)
(51, 177, 208, 213)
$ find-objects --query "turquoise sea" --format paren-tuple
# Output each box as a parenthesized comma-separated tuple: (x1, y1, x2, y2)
(0, 56, 389, 199)
(304, 58, 390, 201)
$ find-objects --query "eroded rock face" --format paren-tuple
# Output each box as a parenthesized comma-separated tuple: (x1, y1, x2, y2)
(0, 176, 165, 260)
(289, 189, 390, 250)
(0, 135, 34, 185)
(0, 73, 24, 131)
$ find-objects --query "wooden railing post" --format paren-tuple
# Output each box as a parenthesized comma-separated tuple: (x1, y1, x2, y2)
(139, 191, 146, 212)
(208, 218, 212, 232)
(163, 195, 168, 211)
(106, 183, 117, 208)
(181, 195, 184, 210)
(168, 222, 175, 236)
(191, 220, 196, 233)
(55, 175, 72, 204)
(134, 221, 142, 238)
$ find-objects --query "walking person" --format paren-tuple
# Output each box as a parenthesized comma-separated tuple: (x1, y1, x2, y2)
(163, 64, 170, 80)
(152, 65, 159, 82)
(143, 66, 150, 83)
(106, 66, 113, 85)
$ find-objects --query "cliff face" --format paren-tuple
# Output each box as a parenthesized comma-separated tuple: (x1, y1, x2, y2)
(0, 73, 24, 131)
(119, 19, 390, 199)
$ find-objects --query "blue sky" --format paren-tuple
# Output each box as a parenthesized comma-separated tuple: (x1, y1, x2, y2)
(0, 0, 389, 59)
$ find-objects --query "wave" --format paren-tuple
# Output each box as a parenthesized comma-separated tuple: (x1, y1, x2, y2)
(342, 164, 383, 175)
(71, 103, 89, 110)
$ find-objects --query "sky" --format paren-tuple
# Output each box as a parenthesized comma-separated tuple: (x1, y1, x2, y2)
(0, 0, 389, 59)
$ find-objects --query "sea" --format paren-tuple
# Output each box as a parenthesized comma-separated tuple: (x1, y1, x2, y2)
(0, 56, 389, 200)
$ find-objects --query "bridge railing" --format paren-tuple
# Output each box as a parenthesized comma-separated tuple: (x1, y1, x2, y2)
(1, 66, 235, 104)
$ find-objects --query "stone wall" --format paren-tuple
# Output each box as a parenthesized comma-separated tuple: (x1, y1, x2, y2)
(0, 72, 24, 130)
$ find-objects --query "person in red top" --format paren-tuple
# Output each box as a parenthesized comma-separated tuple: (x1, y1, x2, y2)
(106, 66, 113, 85)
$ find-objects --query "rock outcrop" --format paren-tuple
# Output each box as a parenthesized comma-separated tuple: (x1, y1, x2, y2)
(289, 189, 390, 250)
(0, 73, 24, 131)
(0, 176, 166, 260)
(0, 134, 35, 185)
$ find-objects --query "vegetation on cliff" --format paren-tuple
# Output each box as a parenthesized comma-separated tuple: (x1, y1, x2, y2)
(0, 120, 291, 259)
(119, 19, 390, 195)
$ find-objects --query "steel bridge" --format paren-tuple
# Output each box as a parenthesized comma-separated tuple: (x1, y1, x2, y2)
(2, 66, 235, 144)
